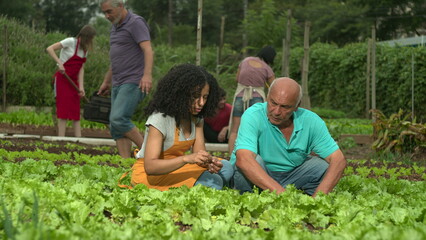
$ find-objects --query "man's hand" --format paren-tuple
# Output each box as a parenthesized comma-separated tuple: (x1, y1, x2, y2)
(139, 74, 153, 94)
(313, 150, 346, 196)
(236, 149, 285, 193)
(97, 82, 111, 96)
(98, 67, 112, 96)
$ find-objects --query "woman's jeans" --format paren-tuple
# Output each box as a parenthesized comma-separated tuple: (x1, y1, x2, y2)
(194, 160, 234, 190)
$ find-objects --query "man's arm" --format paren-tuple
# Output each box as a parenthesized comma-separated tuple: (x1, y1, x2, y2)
(138, 41, 154, 94)
(217, 126, 229, 142)
(313, 149, 347, 197)
(236, 149, 285, 194)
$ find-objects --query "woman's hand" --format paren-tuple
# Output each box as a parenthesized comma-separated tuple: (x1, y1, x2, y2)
(183, 150, 211, 165)
(206, 157, 223, 174)
(79, 89, 85, 97)
(57, 63, 65, 73)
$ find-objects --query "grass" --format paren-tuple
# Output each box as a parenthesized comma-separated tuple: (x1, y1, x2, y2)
(0, 109, 145, 130)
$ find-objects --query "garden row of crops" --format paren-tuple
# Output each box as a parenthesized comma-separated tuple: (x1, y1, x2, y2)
(0, 110, 373, 137)
(1, 139, 425, 239)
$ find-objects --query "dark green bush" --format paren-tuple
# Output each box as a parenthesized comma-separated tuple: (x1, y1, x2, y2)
(311, 107, 346, 119)
(288, 42, 426, 121)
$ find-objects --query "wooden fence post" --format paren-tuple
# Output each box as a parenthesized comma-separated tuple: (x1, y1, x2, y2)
(366, 38, 371, 118)
(282, 9, 291, 77)
(242, 0, 248, 58)
(2, 25, 8, 112)
(371, 25, 376, 122)
(300, 21, 311, 109)
(168, 0, 173, 47)
(196, 0, 203, 66)
(217, 16, 226, 76)
(411, 53, 415, 119)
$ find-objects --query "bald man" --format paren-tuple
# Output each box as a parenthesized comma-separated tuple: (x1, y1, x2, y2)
(229, 77, 346, 197)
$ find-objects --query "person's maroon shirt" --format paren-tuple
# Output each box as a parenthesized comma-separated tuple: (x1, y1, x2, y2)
(204, 103, 232, 132)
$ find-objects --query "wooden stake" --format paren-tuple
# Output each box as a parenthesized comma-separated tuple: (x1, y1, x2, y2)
(196, 0, 203, 66)
(2, 25, 8, 112)
(371, 25, 376, 122)
(168, 0, 173, 47)
(282, 9, 292, 77)
(301, 21, 311, 109)
(242, 0, 248, 58)
(366, 38, 371, 118)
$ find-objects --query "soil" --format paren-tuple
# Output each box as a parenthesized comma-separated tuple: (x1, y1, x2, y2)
(1, 137, 117, 156)
(1, 136, 424, 181)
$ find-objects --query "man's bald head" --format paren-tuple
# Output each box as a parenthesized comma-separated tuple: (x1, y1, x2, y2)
(269, 77, 303, 106)
(266, 77, 302, 128)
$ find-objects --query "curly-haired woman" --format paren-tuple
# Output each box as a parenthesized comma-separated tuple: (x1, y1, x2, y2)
(121, 64, 234, 191)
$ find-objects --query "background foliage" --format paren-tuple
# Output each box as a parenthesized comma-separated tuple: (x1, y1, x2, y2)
(0, 16, 425, 121)
(0, 0, 425, 48)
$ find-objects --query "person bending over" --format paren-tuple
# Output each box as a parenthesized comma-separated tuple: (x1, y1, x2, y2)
(46, 25, 96, 137)
(228, 46, 276, 153)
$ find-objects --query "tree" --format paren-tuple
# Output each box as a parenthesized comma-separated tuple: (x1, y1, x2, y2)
(274, 0, 426, 45)
(244, 0, 298, 51)
(130, 0, 226, 45)
(40, 0, 98, 35)
(0, 0, 33, 22)
(2, 0, 424, 48)
(0, 0, 40, 28)
(352, 0, 426, 40)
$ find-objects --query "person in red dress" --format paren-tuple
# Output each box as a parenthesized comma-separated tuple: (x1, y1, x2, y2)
(46, 25, 96, 137)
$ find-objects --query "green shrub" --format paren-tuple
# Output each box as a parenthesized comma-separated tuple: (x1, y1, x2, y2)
(371, 109, 426, 156)
(325, 118, 373, 140)
(1, 16, 425, 121)
(338, 137, 357, 150)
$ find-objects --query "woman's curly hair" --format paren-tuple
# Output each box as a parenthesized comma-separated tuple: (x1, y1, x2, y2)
(145, 64, 220, 126)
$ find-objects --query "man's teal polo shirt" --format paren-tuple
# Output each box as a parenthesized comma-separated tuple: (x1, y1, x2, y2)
(229, 102, 338, 172)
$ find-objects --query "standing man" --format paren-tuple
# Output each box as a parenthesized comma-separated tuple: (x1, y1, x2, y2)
(98, 0, 154, 158)
(230, 77, 346, 197)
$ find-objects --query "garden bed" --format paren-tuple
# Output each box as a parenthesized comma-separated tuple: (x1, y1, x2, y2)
(1, 137, 424, 181)
(1, 130, 425, 239)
